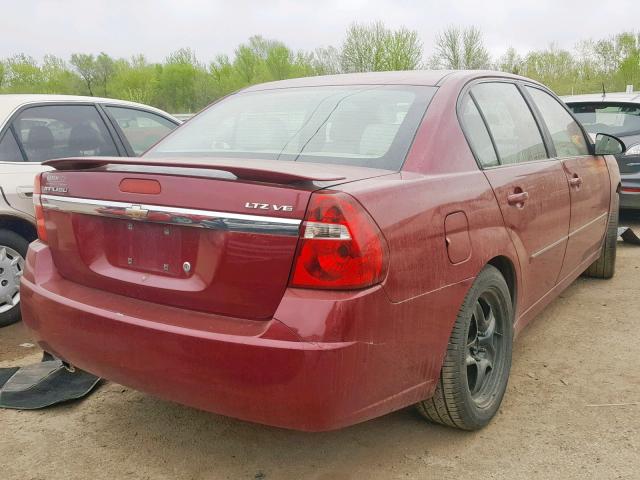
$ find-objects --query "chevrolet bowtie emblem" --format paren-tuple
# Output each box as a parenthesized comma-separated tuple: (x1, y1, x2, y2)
(125, 205, 149, 219)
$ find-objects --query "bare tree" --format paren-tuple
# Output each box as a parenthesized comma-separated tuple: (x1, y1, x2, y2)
(497, 47, 523, 74)
(431, 26, 490, 70)
(340, 21, 423, 72)
(312, 46, 342, 75)
(341, 21, 388, 72)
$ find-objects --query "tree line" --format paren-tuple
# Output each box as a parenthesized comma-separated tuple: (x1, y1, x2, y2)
(0, 23, 638, 113)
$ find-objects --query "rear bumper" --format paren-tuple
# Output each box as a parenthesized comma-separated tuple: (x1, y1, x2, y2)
(20, 242, 464, 431)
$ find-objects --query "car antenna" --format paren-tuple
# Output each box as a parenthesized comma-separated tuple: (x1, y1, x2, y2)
(602, 82, 606, 99)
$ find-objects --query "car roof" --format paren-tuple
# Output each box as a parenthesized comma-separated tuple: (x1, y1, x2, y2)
(0, 94, 176, 124)
(562, 92, 640, 104)
(241, 70, 540, 92)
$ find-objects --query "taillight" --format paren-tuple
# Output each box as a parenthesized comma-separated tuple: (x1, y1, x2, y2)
(33, 174, 47, 242)
(289, 191, 388, 289)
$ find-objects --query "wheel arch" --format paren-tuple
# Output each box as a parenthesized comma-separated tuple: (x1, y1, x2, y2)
(487, 255, 517, 314)
(0, 214, 37, 242)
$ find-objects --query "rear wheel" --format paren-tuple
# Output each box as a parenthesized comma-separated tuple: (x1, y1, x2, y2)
(583, 193, 619, 279)
(0, 229, 28, 327)
(416, 265, 513, 430)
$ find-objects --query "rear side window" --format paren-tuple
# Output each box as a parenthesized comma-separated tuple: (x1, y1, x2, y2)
(147, 85, 436, 170)
(0, 130, 23, 161)
(13, 105, 119, 162)
(526, 87, 589, 157)
(459, 94, 498, 167)
(106, 106, 176, 155)
(472, 82, 547, 165)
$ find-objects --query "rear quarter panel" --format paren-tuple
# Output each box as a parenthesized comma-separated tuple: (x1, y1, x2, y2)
(0, 162, 50, 218)
(340, 75, 522, 314)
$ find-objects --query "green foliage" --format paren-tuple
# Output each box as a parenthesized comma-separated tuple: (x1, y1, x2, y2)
(1, 24, 639, 112)
(4, 54, 44, 92)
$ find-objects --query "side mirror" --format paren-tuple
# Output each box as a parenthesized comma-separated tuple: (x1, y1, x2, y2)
(594, 133, 626, 155)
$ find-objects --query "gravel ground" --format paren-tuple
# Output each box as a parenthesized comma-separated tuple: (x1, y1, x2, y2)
(1, 213, 639, 480)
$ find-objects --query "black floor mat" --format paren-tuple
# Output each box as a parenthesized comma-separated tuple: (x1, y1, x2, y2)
(618, 227, 640, 245)
(0, 367, 20, 389)
(0, 360, 101, 410)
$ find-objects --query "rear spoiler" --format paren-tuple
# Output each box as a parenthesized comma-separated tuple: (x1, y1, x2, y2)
(43, 157, 347, 184)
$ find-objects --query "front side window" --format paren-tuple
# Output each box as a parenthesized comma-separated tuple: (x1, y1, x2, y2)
(147, 85, 436, 170)
(106, 106, 176, 155)
(0, 130, 23, 162)
(526, 87, 589, 157)
(471, 82, 547, 165)
(13, 105, 118, 162)
(567, 102, 640, 137)
(459, 94, 498, 168)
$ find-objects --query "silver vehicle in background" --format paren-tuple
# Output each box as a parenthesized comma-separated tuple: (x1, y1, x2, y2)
(0, 94, 180, 327)
(563, 92, 640, 210)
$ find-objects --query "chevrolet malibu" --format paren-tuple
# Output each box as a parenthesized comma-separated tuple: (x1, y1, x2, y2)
(20, 71, 622, 431)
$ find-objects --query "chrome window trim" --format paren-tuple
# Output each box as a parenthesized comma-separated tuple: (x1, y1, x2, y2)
(38, 194, 301, 236)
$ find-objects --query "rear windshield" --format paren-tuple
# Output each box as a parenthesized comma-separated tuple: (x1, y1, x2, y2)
(567, 102, 640, 136)
(146, 85, 436, 170)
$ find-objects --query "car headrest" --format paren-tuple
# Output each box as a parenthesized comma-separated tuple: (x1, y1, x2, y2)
(68, 124, 102, 152)
(27, 126, 54, 150)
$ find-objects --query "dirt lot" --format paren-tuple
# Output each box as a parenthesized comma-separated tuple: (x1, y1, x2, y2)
(2, 215, 639, 480)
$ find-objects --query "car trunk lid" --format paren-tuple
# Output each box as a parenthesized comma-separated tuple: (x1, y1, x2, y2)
(38, 157, 392, 319)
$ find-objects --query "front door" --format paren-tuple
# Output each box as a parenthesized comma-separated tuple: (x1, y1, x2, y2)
(469, 81, 571, 312)
(524, 86, 611, 280)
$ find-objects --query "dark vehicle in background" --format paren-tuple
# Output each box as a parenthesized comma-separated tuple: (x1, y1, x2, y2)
(564, 92, 640, 210)
(0, 95, 180, 327)
(21, 71, 622, 431)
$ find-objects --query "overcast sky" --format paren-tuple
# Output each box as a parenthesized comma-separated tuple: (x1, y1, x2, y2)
(1, 0, 638, 62)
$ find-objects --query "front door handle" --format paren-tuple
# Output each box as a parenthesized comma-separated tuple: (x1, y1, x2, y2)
(507, 191, 529, 207)
(569, 174, 583, 187)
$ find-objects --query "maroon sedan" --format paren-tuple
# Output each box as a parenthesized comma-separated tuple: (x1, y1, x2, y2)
(21, 71, 622, 431)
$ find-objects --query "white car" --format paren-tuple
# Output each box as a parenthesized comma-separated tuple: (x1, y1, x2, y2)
(0, 94, 180, 326)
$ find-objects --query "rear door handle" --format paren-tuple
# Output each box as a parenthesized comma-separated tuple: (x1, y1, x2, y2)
(507, 191, 529, 207)
(569, 175, 583, 187)
(16, 186, 34, 198)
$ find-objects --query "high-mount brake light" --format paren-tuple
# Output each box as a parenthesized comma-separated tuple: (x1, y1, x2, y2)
(290, 191, 388, 289)
(33, 174, 47, 242)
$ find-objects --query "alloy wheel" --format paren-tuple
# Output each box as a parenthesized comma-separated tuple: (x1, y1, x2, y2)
(0, 245, 25, 314)
(466, 291, 505, 408)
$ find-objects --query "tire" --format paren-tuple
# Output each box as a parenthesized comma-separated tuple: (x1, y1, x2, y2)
(583, 194, 619, 279)
(416, 265, 513, 430)
(0, 229, 29, 327)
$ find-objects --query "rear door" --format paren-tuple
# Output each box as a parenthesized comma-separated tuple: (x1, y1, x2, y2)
(0, 103, 122, 216)
(525, 86, 610, 280)
(463, 81, 571, 312)
(0, 128, 45, 217)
